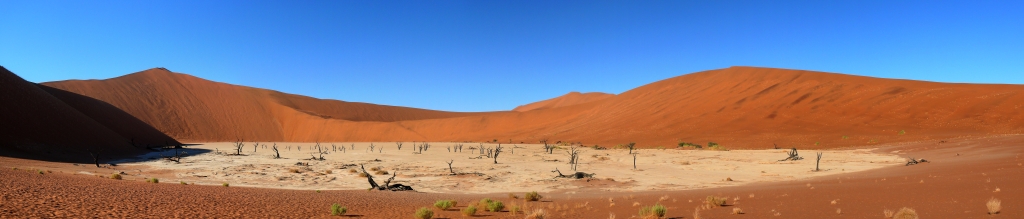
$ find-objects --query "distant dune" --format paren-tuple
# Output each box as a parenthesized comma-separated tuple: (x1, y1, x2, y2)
(41, 66, 1024, 148)
(0, 66, 177, 162)
(513, 91, 615, 112)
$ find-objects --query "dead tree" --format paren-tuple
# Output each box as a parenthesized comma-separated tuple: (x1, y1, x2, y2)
(774, 143, 779, 149)
(627, 142, 636, 154)
(271, 143, 281, 158)
(396, 142, 403, 150)
(446, 159, 455, 174)
(310, 143, 327, 160)
(632, 153, 638, 169)
(87, 149, 101, 167)
(479, 143, 486, 155)
(567, 145, 580, 171)
(493, 144, 503, 164)
(368, 143, 375, 153)
(815, 152, 823, 171)
(779, 148, 803, 161)
(541, 139, 554, 154)
(359, 164, 381, 189)
(455, 143, 463, 152)
(161, 148, 187, 163)
(905, 157, 928, 166)
(253, 142, 259, 153)
(233, 140, 245, 155)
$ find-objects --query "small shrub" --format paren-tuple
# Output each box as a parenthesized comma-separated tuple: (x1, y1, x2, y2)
(331, 203, 347, 216)
(358, 172, 369, 177)
(414, 207, 433, 219)
(732, 207, 744, 214)
(509, 205, 521, 215)
(433, 200, 454, 210)
(147, 178, 159, 183)
(289, 168, 301, 173)
(222, 182, 229, 187)
(987, 197, 1001, 214)
(893, 207, 918, 219)
(348, 168, 357, 173)
(486, 200, 505, 212)
(509, 193, 519, 199)
(478, 198, 494, 208)
(639, 203, 667, 218)
(462, 206, 477, 216)
(180, 181, 188, 185)
(316, 190, 321, 193)
(110, 173, 122, 180)
(525, 209, 545, 219)
(37, 170, 44, 174)
(525, 191, 543, 201)
(705, 196, 726, 207)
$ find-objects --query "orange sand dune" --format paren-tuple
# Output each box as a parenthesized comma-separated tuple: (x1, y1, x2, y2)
(0, 66, 177, 162)
(513, 91, 614, 112)
(43, 66, 1024, 148)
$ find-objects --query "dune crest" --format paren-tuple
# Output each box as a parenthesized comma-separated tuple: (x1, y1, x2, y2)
(513, 91, 615, 112)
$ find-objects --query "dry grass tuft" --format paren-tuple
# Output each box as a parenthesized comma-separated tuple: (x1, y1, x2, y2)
(370, 166, 381, 171)
(461, 206, 477, 216)
(732, 207, 744, 214)
(893, 207, 918, 219)
(525, 191, 543, 201)
(325, 170, 332, 174)
(836, 208, 842, 215)
(288, 168, 301, 173)
(884, 209, 894, 218)
(525, 209, 546, 219)
(632, 201, 641, 207)
(831, 199, 837, 205)
(110, 173, 122, 180)
(609, 202, 616, 207)
(509, 193, 519, 199)
(348, 168, 357, 173)
(659, 195, 670, 202)
(704, 196, 727, 208)
(358, 172, 369, 177)
(693, 207, 702, 219)
(987, 197, 1001, 214)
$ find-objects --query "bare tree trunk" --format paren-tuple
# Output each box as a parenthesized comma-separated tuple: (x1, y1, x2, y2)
(446, 159, 455, 174)
(87, 149, 101, 167)
(815, 152, 823, 171)
(632, 153, 638, 170)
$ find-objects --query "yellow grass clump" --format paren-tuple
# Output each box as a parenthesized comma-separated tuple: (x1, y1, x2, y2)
(892, 207, 918, 219)
(987, 197, 1001, 214)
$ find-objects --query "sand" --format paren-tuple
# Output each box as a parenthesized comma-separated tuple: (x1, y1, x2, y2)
(512, 91, 615, 112)
(101, 142, 901, 194)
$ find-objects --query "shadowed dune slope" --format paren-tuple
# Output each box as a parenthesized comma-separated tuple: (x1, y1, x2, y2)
(43, 66, 1024, 148)
(512, 91, 615, 112)
(0, 66, 175, 162)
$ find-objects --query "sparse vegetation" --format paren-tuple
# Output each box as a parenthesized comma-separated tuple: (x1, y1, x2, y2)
(893, 207, 918, 219)
(732, 207, 744, 214)
(180, 181, 188, 185)
(331, 203, 347, 216)
(509, 205, 521, 215)
(639, 203, 667, 218)
(705, 196, 727, 207)
(414, 207, 434, 219)
(358, 172, 369, 177)
(147, 178, 159, 183)
(462, 206, 477, 216)
(110, 173, 122, 180)
(222, 182, 229, 187)
(884, 209, 894, 218)
(508, 193, 519, 199)
(678, 142, 702, 149)
(525, 191, 543, 201)
(433, 200, 454, 210)
(525, 209, 545, 219)
(987, 197, 1001, 214)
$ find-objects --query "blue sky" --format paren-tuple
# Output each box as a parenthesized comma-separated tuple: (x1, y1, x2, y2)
(2, 1, 1022, 112)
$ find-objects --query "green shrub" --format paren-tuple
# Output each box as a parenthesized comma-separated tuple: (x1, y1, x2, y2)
(525, 191, 543, 201)
(222, 182, 229, 187)
(652, 203, 667, 217)
(110, 173, 122, 180)
(462, 206, 477, 216)
(677, 142, 702, 148)
(147, 178, 159, 183)
(180, 181, 188, 185)
(433, 200, 454, 210)
(478, 198, 493, 207)
(330, 203, 347, 216)
(486, 200, 505, 212)
(414, 207, 433, 219)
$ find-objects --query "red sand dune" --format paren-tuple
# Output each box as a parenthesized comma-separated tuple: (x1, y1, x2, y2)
(0, 66, 177, 162)
(512, 91, 615, 112)
(42, 66, 1024, 148)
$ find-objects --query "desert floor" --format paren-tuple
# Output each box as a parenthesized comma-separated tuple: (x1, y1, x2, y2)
(103, 142, 903, 194)
(1, 136, 1021, 218)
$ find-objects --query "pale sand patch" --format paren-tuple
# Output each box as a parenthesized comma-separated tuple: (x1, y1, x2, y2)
(114, 142, 902, 194)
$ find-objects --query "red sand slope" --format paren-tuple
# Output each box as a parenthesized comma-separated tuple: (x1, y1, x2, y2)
(42, 66, 1024, 148)
(0, 66, 177, 161)
(513, 91, 615, 112)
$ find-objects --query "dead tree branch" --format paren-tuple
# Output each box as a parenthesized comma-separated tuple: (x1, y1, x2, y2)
(778, 148, 803, 161)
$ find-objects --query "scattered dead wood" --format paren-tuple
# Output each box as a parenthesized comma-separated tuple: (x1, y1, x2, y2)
(360, 164, 414, 191)
(161, 148, 187, 163)
(778, 148, 803, 161)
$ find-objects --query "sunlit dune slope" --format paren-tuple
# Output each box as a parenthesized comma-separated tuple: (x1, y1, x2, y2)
(513, 91, 615, 112)
(43, 66, 1024, 148)
(0, 66, 176, 161)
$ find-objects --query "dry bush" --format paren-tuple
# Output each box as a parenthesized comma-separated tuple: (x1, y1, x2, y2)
(509, 193, 519, 199)
(289, 168, 301, 173)
(370, 166, 381, 171)
(358, 172, 369, 178)
(987, 197, 1001, 214)
(638, 203, 667, 218)
(525, 191, 543, 201)
(462, 206, 477, 216)
(509, 205, 521, 215)
(222, 182, 229, 187)
(110, 173, 122, 180)
(180, 181, 188, 185)
(414, 207, 433, 219)
(893, 207, 918, 219)
(147, 178, 159, 183)
(884, 209, 894, 218)
(433, 200, 454, 210)
(348, 169, 357, 173)
(525, 209, 546, 219)
(486, 200, 505, 212)
(704, 196, 727, 207)
(331, 204, 347, 216)
(325, 170, 332, 174)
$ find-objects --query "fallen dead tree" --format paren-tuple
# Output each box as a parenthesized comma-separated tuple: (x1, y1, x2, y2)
(778, 148, 803, 161)
(161, 148, 188, 163)
(552, 167, 595, 179)
(905, 157, 929, 166)
(359, 164, 413, 191)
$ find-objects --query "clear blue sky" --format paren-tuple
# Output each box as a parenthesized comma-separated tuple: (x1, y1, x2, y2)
(2, 1, 1022, 112)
